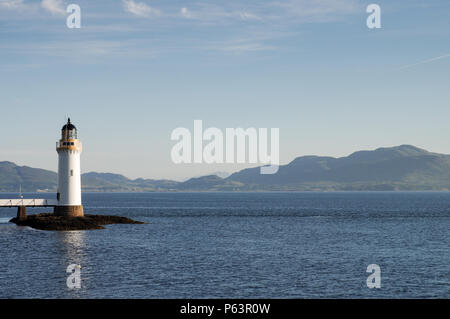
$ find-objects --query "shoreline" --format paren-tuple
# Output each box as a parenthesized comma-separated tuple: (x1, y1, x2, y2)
(1, 190, 450, 194)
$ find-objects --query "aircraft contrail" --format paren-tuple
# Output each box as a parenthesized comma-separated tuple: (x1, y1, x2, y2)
(396, 53, 450, 70)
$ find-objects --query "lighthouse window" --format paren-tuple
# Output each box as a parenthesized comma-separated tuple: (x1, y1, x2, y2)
(70, 170, 74, 177)
(68, 130, 77, 139)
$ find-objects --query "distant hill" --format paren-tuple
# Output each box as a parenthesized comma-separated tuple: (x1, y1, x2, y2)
(81, 172, 178, 192)
(223, 145, 450, 191)
(1, 145, 450, 192)
(0, 161, 57, 192)
(0, 163, 178, 192)
(176, 175, 243, 191)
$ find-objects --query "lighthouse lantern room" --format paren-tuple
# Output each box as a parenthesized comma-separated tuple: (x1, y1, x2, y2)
(55, 118, 84, 217)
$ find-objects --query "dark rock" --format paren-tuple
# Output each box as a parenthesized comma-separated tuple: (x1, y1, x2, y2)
(9, 213, 145, 231)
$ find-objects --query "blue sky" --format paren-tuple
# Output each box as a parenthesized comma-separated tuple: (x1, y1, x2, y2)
(0, 0, 449, 180)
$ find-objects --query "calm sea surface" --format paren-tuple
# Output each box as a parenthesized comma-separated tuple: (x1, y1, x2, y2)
(0, 192, 449, 298)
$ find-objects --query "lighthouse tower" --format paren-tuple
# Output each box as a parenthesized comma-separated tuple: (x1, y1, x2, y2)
(54, 118, 84, 217)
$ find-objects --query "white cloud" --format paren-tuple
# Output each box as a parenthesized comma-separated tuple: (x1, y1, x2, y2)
(180, 7, 192, 19)
(0, 0, 26, 10)
(207, 32, 281, 54)
(269, 0, 361, 21)
(123, 0, 160, 18)
(41, 0, 65, 16)
(177, 1, 360, 24)
(178, 4, 262, 23)
(0, 0, 21, 9)
(239, 12, 261, 21)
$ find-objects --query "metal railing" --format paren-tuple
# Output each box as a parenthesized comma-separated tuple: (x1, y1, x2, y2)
(0, 199, 58, 207)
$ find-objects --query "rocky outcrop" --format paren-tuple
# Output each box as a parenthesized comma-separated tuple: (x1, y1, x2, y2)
(9, 213, 145, 231)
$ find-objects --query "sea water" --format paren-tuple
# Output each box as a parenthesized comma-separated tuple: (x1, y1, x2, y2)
(0, 192, 449, 298)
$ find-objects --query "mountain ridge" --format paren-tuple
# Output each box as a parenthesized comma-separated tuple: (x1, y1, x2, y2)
(1, 145, 449, 192)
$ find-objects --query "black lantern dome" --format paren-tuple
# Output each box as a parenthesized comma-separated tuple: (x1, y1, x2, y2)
(62, 118, 77, 131)
(61, 118, 78, 140)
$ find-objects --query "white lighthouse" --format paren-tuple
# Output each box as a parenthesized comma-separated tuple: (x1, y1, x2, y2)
(54, 118, 84, 217)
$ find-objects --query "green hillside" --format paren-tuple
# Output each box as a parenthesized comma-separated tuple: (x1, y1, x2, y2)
(1, 145, 450, 192)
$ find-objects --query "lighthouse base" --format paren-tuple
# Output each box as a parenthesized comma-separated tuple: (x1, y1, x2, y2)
(54, 205, 84, 217)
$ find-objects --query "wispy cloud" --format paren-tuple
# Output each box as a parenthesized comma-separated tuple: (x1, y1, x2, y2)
(180, 7, 192, 19)
(397, 53, 450, 70)
(269, 0, 361, 22)
(206, 31, 290, 54)
(176, 3, 262, 23)
(213, 42, 275, 54)
(239, 12, 261, 21)
(0, 0, 366, 59)
(0, 0, 37, 12)
(0, 0, 63, 15)
(0, 39, 158, 61)
(0, 0, 24, 9)
(177, 0, 358, 24)
(123, 0, 160, 18)
(1, 0, 362, 23)
(41, 0, 66, 16)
